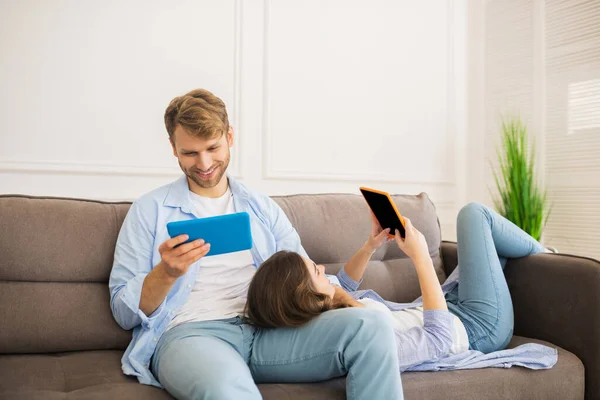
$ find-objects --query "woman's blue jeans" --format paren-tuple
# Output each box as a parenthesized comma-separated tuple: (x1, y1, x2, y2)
(445, 202, 545, 353)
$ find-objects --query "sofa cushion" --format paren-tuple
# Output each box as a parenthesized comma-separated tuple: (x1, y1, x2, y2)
(401, 336, 584, 400)
(0, 281, 131, 354)
(0, 196, 133, 353)
(0, 196, 130, 283)
(0, 350, 170, 400)
(0, 336, 583, 400)
(273, 192, 445, 303)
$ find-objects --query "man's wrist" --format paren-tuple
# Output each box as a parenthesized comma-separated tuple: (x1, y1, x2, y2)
(155, 262, 178, 285)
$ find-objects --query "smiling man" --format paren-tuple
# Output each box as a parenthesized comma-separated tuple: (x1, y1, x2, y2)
(108, 89, 403, 400)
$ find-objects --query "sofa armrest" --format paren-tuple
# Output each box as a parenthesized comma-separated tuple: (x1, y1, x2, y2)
(442, 241, 600, 400)
(505, 253, 600, 400)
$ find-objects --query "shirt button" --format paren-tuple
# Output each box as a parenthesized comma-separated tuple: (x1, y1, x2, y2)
(153, 337, 158, 342)
(187, 284, 191, 288)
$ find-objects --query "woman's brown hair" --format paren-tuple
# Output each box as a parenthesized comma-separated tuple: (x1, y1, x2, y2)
(244, 251, 340, 329)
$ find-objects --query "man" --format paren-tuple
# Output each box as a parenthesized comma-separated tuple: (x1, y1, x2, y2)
(108, 89, 403, 399)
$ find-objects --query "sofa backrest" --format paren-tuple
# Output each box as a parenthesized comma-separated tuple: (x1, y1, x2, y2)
(0, 192, 443, 354)
(273, 193, 445, 303)
(0, 196, 132, 354)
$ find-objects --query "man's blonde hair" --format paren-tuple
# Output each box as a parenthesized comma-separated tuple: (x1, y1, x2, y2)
(164, 89, 229, 142)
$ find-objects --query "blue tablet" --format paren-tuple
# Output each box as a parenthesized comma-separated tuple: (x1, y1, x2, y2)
(166, 212, 253, 257)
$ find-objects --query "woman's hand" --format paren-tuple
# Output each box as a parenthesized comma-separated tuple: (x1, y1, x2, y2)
(343, 213, 391, 282)
(364, 212, 393, 253)
(394, 217, 431, 263)
(395, 217, 446, 311)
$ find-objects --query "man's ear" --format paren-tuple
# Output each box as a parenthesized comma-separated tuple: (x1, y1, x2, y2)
(169, 138, 178, 157)
(227, 126, 234, 148)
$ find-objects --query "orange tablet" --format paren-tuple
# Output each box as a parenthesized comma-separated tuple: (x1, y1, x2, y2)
(359, 187, 406, 239)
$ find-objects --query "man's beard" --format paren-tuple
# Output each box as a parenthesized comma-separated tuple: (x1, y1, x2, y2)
(184, 152, 230, 189)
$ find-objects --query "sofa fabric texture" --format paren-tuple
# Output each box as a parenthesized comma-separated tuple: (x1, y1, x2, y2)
(0, 193, 593, 399)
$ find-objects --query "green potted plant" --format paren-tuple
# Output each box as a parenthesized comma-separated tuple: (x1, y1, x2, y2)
(491, 115, 551, 242)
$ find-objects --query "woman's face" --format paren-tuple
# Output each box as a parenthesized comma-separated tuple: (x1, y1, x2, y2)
(303, 258, 335, 299)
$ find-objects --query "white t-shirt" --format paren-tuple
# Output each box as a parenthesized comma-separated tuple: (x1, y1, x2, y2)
(167, 187, 256, 330)
(359, 298, 469, 355)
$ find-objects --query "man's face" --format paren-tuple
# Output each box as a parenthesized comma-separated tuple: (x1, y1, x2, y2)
(171, 125, 233, 191)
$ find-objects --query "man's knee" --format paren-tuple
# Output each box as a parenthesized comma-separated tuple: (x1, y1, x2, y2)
(189, 378, 259, 400)
(335, 307, 396, 346)
(156, 336, 260, 400)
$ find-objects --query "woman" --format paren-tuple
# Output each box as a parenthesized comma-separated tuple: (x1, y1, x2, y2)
(245, 202, 548, 371)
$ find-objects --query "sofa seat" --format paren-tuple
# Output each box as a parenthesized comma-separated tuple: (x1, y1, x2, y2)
(0, 336, 584, 400)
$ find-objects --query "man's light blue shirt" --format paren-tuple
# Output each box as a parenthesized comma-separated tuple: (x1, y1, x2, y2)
(108, 175, 340, 387)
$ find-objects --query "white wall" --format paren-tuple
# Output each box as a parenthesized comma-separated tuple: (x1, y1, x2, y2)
(0, 0, 468, 241)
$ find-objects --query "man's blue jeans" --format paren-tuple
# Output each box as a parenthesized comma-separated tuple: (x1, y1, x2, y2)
(445, 203, 545, 354)
(151, 307, 403, 399)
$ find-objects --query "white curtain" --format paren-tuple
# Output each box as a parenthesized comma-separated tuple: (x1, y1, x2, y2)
(483, 0, 600, 260)
(543, 0, 600, 259)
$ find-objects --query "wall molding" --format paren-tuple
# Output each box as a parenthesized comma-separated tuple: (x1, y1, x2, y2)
(0, 160, 182, 177)
(260, 0, 456, 185)
(0, 0, 244, 181)
(0, 159, 244, 179)
(259, 169, 456, 185)
(229, 0, 243, 178)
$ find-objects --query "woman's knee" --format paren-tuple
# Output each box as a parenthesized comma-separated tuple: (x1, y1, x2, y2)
(457, 202, 490, 224)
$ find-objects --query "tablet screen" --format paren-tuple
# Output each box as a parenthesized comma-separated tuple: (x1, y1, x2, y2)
(360, 188, 406, 238)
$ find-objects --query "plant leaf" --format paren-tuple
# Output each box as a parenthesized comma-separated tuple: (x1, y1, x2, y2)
(490, 115, 550, 241)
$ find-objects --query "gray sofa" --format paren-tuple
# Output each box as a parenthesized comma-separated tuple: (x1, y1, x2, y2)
(0, 192, 597, 399)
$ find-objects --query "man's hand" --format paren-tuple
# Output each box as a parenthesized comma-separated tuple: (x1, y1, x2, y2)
(157, 234, 211, 280)
(139, 234, 209, 317)
(364, 212, 392, 253)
